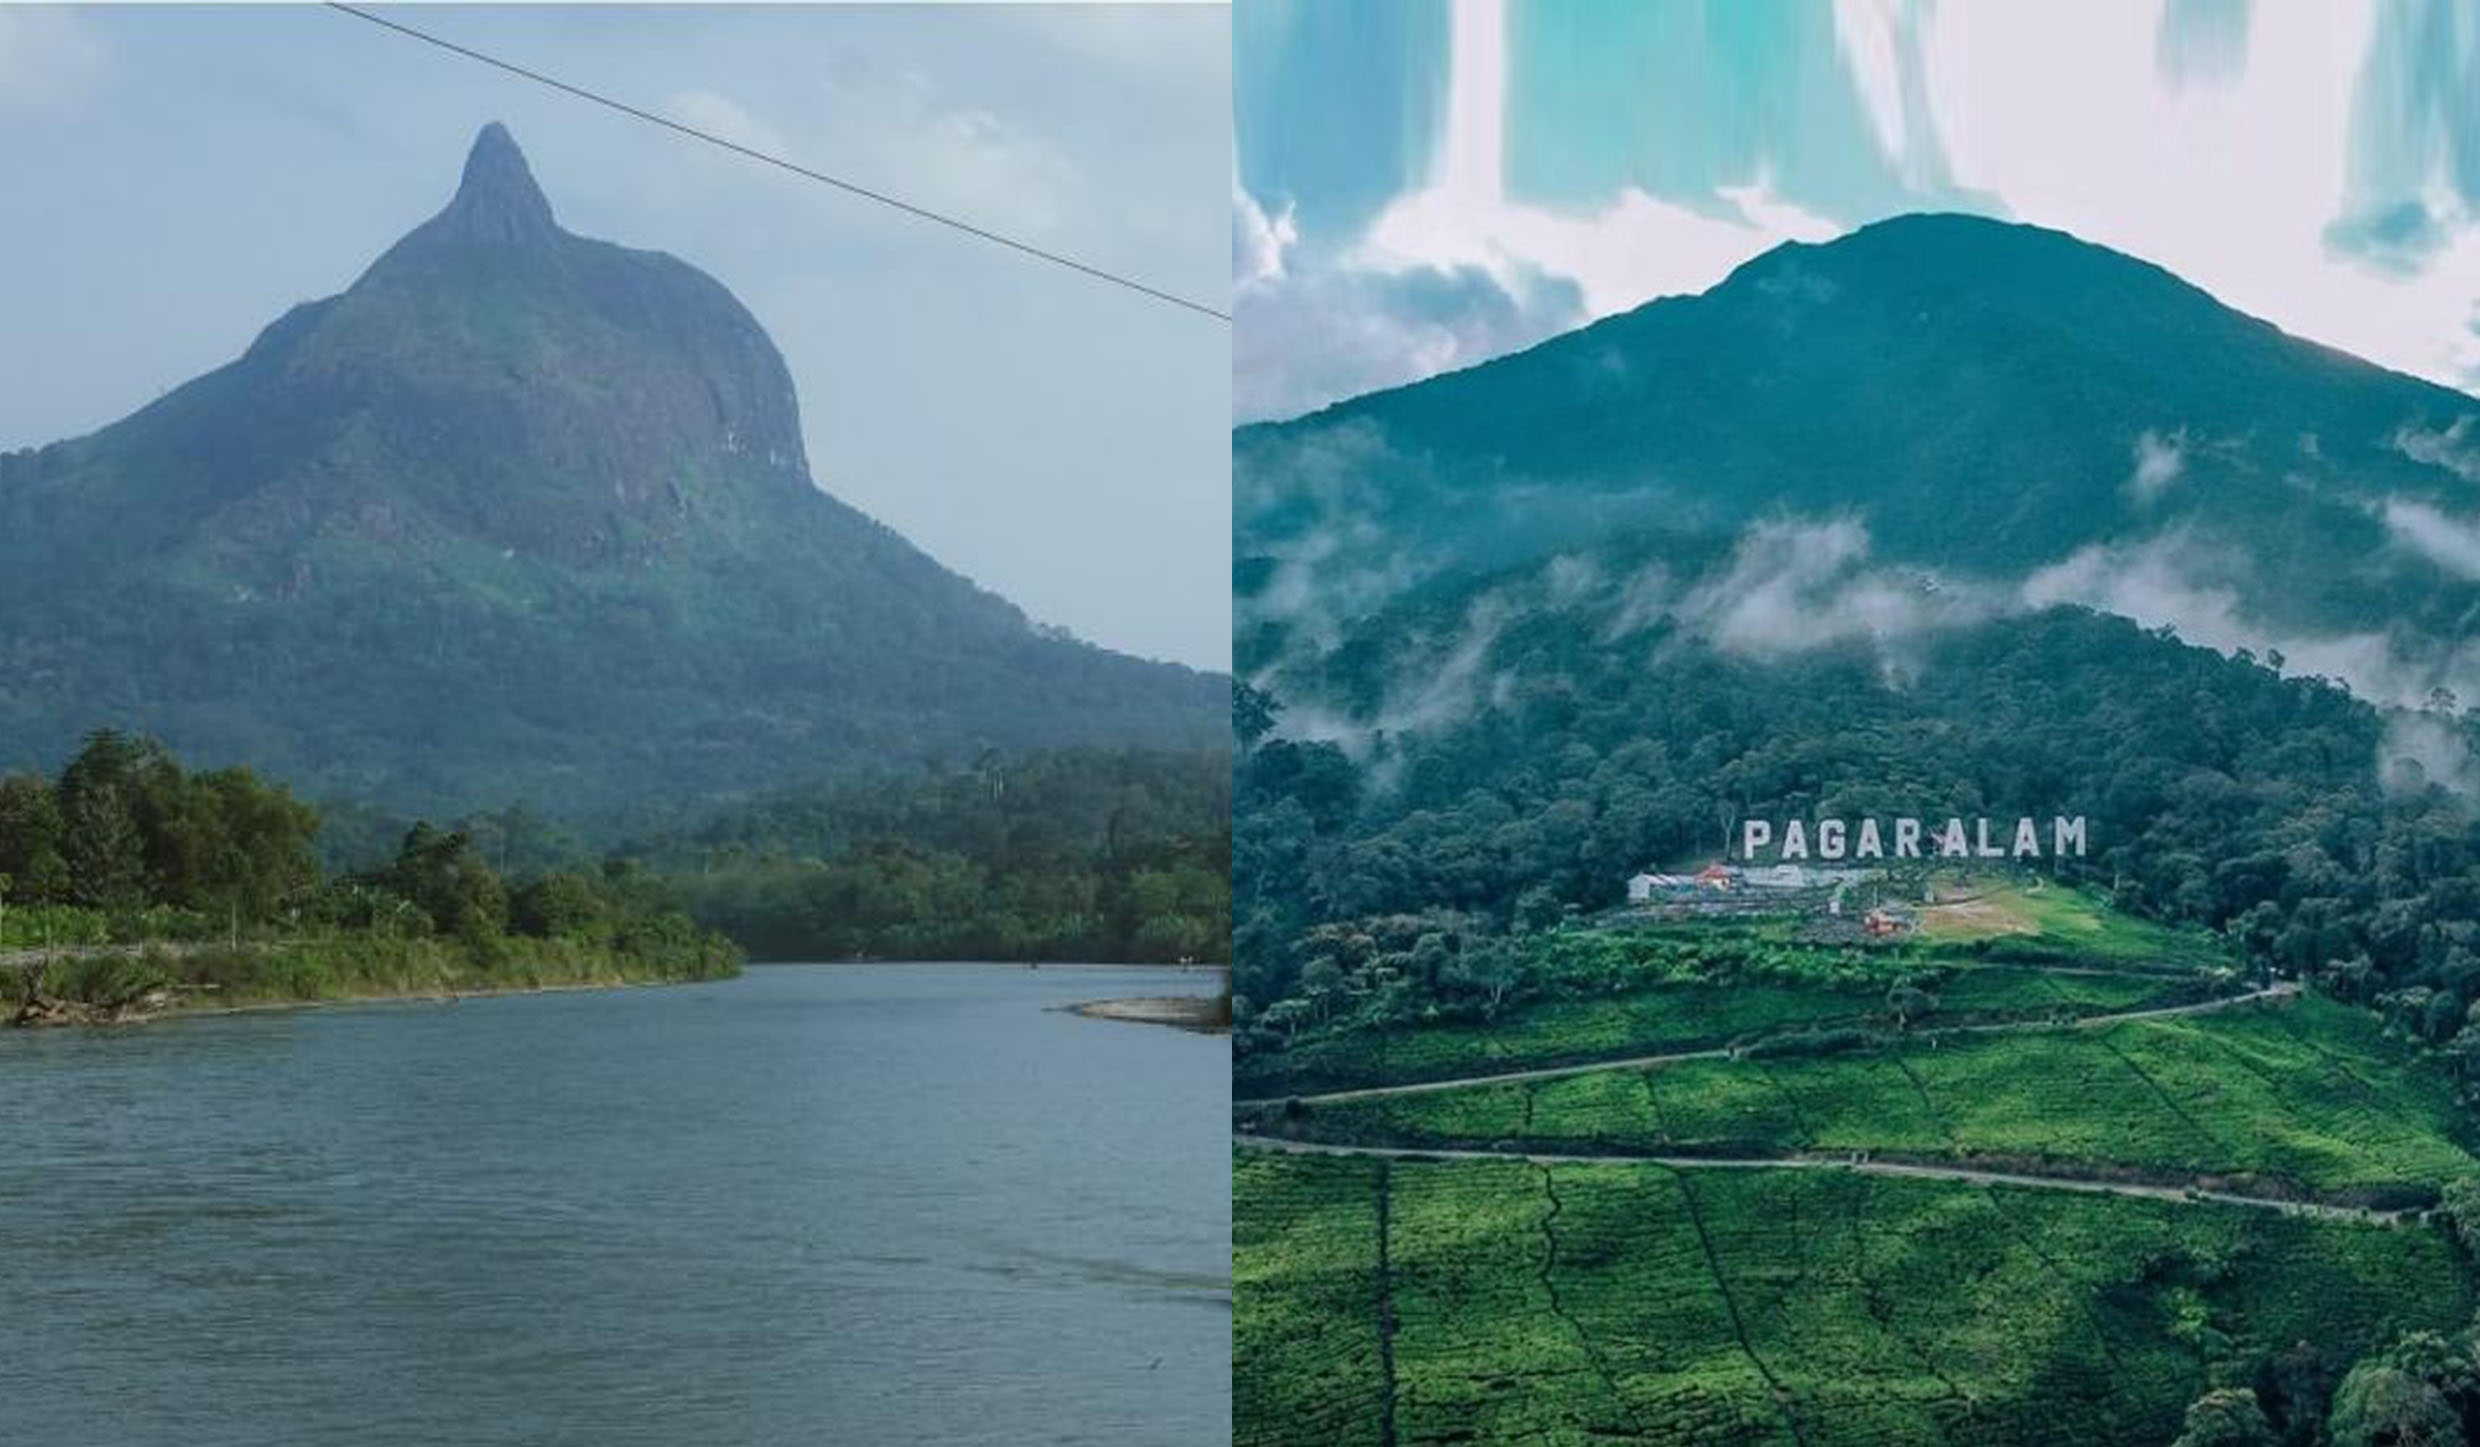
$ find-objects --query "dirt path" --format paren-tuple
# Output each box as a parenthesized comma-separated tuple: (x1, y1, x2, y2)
(1240, 982, 2298, 1106)
(1231, 1128, 2406, 1224)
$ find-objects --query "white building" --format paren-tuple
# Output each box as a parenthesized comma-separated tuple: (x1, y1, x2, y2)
(1626, 871, 1700, 903)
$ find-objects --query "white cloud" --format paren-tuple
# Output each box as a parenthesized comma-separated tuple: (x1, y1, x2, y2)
(1834, 0, 1913, 164)
(1912, 1, 2480, 396)
(1233, 178, 1293, 286)
(2128, 429, 2187, 505)
(1675, 517, 1999, 662)
(1258, 587, 1511, 754)
(2381, 711, 2480, 800)
(2382, 498, 2480, 578)
(1247, 0, 2480, 420)
(2396, 416, 2480, 483)
(2022, 530, 2480, 710)
(1357, 175, 1842, 328)
(1232, 0, 1835, 421)
(1232, 188, 1585, 422)
(2030, 532, 2480, 796)
(1351, 0, 1842, 324)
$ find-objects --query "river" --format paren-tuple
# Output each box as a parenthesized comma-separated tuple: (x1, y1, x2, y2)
(0, 963, 1230, 1445)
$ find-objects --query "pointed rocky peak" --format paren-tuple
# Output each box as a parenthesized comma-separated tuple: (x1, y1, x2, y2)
(434, 122, 559, 244)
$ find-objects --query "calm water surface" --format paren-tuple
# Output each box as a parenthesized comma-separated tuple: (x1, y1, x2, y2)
(0, 963, 1230, 1445)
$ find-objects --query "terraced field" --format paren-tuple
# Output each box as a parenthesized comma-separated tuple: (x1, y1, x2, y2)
(1272, 995, 2475, 1202)
(1238, 897, 2480, 1445)
(1234, 1151, 2473, 1447)
(1238, 964, 2199, 1100)
(1234, 1151, 1395, 1447)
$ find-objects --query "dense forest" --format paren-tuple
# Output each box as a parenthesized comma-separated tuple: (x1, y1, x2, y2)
(1234, 598, 2480, 1058)
(0, 730, 737, 1014)
(617, 747, 1233, 963)
(1, 734, 1232, 977)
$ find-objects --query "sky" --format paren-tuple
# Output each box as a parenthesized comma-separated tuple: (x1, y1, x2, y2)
(0, 4, 1230, 671)
(1235, 0, 2480, 424)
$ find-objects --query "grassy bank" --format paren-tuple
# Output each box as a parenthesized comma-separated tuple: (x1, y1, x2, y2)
(10, 929, 740, 1026)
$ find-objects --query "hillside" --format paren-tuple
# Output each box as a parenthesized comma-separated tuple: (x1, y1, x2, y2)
(1233, 215, 2480, 1446)
(616, 746, 1233, 963)
(1236, 214, 2480, 706)
(0, 124, 1224, 813)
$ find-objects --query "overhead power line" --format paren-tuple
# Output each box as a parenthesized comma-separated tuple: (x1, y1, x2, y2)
(323, 2, 1231, 322)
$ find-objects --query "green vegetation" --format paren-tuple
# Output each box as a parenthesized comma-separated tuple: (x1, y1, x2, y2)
(1919, 878, 2229, 968)
(1235, 214, 2480, 691)
(0, 731, 737, 1022)
(1237, 896, 2219, 1097)
(1279, 997, 2474, 1204)
(1231, 213, 2480, 1446)
(0, 124, 1223, 817)
(1229, 604, 2480, 1440)
(1233, 600, 2479, 1088)
(1237, 961, 2196, 1098)
(1235, 1151, 2469, 1447)
(1233, 1152, 1393, 1447)
(618, 748, 1232, 963)
(28, 933, 731, 1015)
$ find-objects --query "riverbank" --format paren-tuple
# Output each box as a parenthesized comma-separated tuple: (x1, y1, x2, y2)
(4, 936, 739, 1031)
(1065, 994, 1231, 1034)
(7, 974, 701, 1030)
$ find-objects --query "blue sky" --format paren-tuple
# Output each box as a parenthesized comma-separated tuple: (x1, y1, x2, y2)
(0, 5, 1230, 670)
(1236, 0, 2480, 422)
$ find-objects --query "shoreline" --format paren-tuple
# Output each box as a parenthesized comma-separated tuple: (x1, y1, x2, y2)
(747, 958, 1227, 970)
(1064, 995, 1232, 1035)
(4, 975, 695, 1033)
(8, 958, 1234, 1035)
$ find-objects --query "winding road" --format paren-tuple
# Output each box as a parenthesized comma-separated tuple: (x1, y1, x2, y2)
(1231, 1129, 2406, 1223)
(1237, 980, 2298, 1106)
(1229, 980, 2420, 1221)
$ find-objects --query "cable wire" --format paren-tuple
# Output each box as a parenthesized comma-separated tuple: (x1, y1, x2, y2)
(324, 2, 1231, 322)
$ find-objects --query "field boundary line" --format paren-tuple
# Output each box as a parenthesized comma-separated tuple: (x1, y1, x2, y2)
(1979, 1183, 2130, 1378)
(2087, 1028, 2231, 1159)
(1844, 1177, 1973, 1438)
(1373, 1160, 1397, 1447)
(1533, 1164, 1651, 1438)
(1235, 984, 2298, 1107)
(1233, 1134, 2415, 1223)
(1675, 1170, 1812, 1447)
(1890, 1054, 1954, 1147)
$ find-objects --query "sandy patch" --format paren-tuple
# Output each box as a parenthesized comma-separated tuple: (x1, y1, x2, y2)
(1066, 995, 1230, 1034)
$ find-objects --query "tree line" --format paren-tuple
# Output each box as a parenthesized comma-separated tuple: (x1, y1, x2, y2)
(0, 729, 731, 975)
(612, 747, 1233, 963)
(1233, 600, 2480, 1056)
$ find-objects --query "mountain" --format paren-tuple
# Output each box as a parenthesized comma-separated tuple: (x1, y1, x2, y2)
(0, 124, 1224, 813)
(1231, 224, 2480, 1447)
(1236, 213, 2480, 713)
